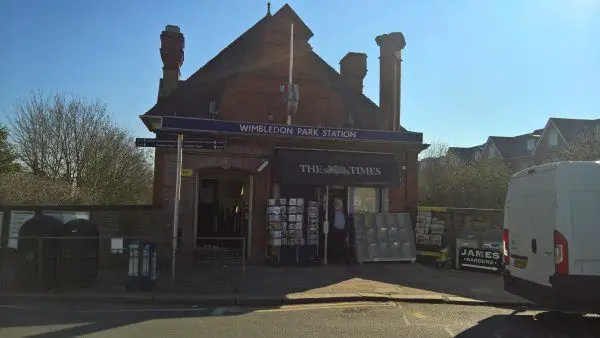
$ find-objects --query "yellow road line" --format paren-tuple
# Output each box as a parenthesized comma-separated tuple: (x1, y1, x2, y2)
(412, 311, 427, 319)
(233, 302, 393, 314)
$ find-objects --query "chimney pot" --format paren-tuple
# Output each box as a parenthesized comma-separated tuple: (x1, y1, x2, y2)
(339, 52, 367, 92)
(165, 25, 180, 33)
(376, 32, 406, 131)
(159, 25, 185, 98)
(375, 32, 406, 51)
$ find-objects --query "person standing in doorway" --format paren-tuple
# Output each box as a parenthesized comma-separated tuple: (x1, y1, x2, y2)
(328, 197, 350, 263)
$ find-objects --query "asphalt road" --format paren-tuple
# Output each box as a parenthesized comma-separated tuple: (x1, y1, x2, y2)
(0, 299, 599, 337)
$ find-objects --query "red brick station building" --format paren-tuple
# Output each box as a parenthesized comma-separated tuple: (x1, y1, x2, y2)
(140, 4, 426, 263)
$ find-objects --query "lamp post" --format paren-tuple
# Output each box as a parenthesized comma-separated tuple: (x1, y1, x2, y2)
(171, 133, 183, 282)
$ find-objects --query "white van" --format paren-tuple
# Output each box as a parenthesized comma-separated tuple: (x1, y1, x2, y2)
(503, 161, 600, 313)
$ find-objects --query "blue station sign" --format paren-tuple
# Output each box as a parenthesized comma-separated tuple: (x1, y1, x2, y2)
(135, 138, 225, 149)
(155, 117, 423, 143)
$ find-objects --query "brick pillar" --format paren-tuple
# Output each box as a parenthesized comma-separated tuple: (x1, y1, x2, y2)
(389, 151, 409, 213)
(179, 174, 196, 254)
(388, 185, 405, 213)
(152, 148, 164, 206)
(405, 151, 419, 208)
(248, 166, 270, 263)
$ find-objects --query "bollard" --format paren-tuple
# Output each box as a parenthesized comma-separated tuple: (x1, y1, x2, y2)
(140, 242, 157, 291)
(126, 241, 140, 291)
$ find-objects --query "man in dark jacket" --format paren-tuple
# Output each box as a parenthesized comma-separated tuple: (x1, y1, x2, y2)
(328, 197, 350, 263)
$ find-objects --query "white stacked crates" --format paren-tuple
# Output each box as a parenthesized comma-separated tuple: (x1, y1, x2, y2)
(415, 210, 431, 245)
(415, 210, 446, 246)
(414, 207, 449, 267)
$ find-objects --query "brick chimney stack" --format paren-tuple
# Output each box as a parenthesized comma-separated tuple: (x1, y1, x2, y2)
(158, 25, 185, 98)
(376, 32, 405, 131)
(339, 52, 367, 92)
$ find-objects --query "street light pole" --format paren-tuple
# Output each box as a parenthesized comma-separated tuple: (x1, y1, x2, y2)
(287, 23, 294, 125)
(323, 185, 329, 265)
(171, 133, 183, 282)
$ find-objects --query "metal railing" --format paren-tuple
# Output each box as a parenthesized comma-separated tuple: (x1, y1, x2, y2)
(194, 237, 246, 268)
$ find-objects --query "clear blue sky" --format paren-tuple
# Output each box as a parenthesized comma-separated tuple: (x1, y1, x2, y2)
(1, 0, 599, 146)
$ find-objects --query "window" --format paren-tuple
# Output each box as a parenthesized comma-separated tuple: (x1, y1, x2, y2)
(488, 146, 496, 158)
(111, 237, 125, 254)
(474, 151, 481, 160)
(548, 130, 558, 147)
(527, 139, 535, 151)
(349, 187, 383, 214)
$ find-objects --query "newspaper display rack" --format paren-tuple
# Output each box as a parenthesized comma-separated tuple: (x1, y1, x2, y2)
(352, 212, 416, 264)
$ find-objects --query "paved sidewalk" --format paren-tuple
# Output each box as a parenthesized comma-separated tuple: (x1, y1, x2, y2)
(2, 263, 529, 306)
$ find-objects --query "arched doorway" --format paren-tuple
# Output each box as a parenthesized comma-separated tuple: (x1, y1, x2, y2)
(195, 167, 250, 259)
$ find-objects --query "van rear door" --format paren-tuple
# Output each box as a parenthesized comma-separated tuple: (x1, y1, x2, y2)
(565, 190, 600, 275)
(556, 162, 600, 276)
(506, 170, 556, 286)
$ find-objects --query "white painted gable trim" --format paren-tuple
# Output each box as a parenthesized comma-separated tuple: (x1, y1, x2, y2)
(532, 119, 569, 156)
(481, 137, 503, 159)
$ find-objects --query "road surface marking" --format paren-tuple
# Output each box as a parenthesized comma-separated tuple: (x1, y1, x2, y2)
(234, 302, 391, 314)
(0, 305, 38, 310)
(211, 307, 229, 316)
(445, 327, 455, 337)
(255, 303, 383, 313)
(412, 311, 427, 319)
(402, 314, 411, 326)
(76, 307, 207, 313)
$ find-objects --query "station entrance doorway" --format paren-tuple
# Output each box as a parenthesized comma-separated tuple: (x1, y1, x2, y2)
(195, 168, 249, 260)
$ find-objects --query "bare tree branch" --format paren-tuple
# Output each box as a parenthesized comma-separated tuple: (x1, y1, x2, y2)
(419, 142, 512, 209)
(553, 126, 600, 162)
(8, 91, 152, 204)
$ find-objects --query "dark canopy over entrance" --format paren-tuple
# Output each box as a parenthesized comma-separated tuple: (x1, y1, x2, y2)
(274, 148, 401, 186)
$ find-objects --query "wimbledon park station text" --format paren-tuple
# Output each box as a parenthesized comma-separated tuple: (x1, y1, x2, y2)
(239, 124, 357, 139)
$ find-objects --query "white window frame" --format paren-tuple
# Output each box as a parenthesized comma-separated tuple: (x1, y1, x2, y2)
(527, 139, 535, 151)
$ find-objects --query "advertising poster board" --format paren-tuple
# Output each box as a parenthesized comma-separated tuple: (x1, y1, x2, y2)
(0, 212, 3, 247)
(457, 247, 503, 272)
(9, 211, 35, 249)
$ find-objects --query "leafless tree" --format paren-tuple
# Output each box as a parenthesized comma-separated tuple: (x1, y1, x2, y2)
(419, 142, 511, 209)
(0, 172, 96, 205)
(9, 91, 152, 204)
(554, 126, 600, 162)
(0, 124, 19, 173)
